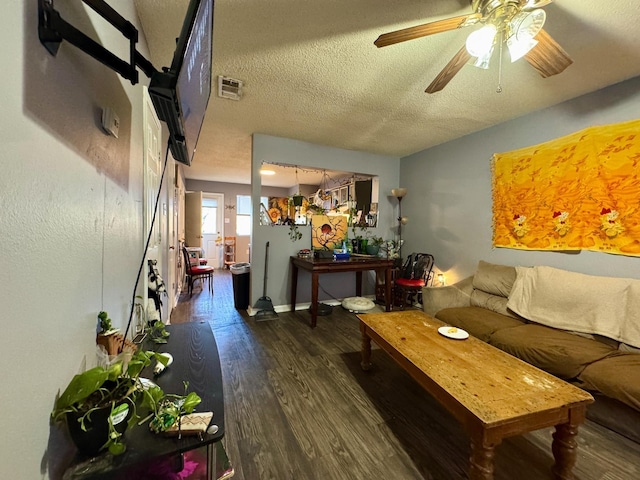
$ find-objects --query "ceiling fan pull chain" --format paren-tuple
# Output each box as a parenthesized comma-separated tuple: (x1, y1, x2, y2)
(496, 30, 504, 93)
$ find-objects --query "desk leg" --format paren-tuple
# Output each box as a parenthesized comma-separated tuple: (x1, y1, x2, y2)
(355, 271, 363, 297)
(291, 263, 298, 313)
(310, 272, 319, 328)
(385, 267, 392, 312)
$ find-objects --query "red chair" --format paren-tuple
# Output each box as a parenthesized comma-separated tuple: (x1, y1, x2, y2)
(394, 253, 434, 309)
(182, 247, 214, 296)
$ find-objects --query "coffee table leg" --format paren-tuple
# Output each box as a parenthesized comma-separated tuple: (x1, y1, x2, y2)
(469, 440, 495, 480)
(360, 324, 372, 371)
(551, 422, 580, 480)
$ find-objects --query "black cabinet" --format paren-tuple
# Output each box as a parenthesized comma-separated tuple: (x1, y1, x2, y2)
(57, 322, 228, 479)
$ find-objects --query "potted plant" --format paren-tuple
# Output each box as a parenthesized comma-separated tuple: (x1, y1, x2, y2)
(146, 319, 170, 344)
(96, 310, 131, 356)
(291, 194, 305, 207)
(365, 235, 384, 255)
(51, 313, 201, 456)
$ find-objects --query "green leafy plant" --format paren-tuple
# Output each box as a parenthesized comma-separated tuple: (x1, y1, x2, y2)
(146, 320, 170, 344)
(52, 313, 199, 456)
(349, 205, 368, 239)
(366, 234, 384, 246)
(290, 194, 305, 207)
(306, 204, 325, 215)
(98, 311, 116, 334)
(52, 349, 170, 455)
(289, 223, 302, 242)
(145, 381, 201, 433)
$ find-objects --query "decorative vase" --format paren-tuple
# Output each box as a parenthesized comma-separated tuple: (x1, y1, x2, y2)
(351, 239, 360, 254)
(365, 244, 379, 255)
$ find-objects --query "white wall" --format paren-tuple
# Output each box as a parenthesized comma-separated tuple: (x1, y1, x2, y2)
(0, 3, 165, 478)
(401, 76, 640, 284)
(251, 134, 400, 309)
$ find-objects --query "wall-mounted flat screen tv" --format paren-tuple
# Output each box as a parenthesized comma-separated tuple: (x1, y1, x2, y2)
(148, 0, 213, 166)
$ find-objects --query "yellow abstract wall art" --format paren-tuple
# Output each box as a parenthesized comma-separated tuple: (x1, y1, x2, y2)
(492, 118, 640, 256)
(310, 214, 349, 251)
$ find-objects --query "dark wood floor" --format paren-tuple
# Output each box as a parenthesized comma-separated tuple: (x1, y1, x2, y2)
(171, 271, 640, 480)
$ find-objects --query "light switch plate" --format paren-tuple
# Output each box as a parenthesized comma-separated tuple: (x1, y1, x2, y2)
(101, 107, 120, 138)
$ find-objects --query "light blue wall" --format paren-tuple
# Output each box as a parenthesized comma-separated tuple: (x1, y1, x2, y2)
(1, 2, 156, 477)
(401, 76, 640, 284)
(251, 134, 400, 309)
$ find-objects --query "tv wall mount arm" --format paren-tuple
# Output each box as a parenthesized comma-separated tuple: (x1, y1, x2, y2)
(38, 0, 158, 84)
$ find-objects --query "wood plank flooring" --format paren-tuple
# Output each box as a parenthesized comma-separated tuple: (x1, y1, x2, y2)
(170, 270, 640, 479)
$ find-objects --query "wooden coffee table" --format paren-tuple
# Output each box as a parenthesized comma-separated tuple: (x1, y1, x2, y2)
(358, 310, 594, 480)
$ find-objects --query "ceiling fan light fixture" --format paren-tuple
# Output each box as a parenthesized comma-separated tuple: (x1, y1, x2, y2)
(507, 36, 538, 62)
(472, 47, 494, 69)
(465, 24, 497, 58)
(507, 8, 546, 61)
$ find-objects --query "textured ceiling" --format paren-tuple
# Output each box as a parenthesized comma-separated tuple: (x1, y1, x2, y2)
(134, 0, 640, 187)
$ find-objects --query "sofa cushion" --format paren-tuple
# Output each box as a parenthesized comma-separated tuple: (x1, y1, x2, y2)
(578, 353, 640, 412)
(489, 324, 616, 379)
(470, 261, 520, 318)
(507, 265, 640, 348)
(435, 306, 525, 343)
(472, 260, 517, 297)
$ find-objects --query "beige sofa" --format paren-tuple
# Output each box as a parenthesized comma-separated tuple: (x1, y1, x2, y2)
(422, 260, 640, 444)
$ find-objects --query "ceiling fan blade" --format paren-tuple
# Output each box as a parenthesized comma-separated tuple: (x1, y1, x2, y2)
(375, 13, 481, 48)
(525, 28, 573, 78)
(425, 44, 471, 94)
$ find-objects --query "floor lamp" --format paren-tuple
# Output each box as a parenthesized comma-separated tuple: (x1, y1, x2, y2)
(391, 188, 408, 261)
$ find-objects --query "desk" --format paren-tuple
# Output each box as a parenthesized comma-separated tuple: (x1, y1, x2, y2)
(290, 255, 395, 328)
(58, 322, 226, 479)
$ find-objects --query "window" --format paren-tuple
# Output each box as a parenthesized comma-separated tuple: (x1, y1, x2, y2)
(237, 195, 268, 236)
(202, 206, 218, 234)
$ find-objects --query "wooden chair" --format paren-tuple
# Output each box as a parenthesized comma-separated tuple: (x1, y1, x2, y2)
(182, 247, 214, 296)
(394, 253, 434, 310)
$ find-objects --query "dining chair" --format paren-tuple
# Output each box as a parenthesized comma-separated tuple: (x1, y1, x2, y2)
(181, 247, 214, 296)
(394, 253, 435, 309)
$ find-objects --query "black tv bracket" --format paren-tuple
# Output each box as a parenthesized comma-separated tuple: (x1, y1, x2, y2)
(37, 0, 157, 84)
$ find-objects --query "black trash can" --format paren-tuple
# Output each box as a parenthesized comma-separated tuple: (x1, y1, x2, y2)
(230, 263, 250, 309)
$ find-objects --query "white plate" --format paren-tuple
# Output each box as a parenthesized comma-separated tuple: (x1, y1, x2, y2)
(438, 326, 469, 340)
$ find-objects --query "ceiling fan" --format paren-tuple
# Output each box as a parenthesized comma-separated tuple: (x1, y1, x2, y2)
(375, 0, 572, 93)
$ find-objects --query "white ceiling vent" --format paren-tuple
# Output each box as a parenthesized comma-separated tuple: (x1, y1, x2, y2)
(218, 76, 243, 100)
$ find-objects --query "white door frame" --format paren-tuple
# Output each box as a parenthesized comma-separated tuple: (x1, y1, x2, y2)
(142, 87, 168, 327)
(202, 193, 224, 268)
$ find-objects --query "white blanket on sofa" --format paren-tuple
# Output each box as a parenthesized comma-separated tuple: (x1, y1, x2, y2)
(507, 266, 640, 348)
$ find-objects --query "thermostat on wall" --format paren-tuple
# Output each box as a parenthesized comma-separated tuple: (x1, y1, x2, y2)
(101, 107, 120, 138)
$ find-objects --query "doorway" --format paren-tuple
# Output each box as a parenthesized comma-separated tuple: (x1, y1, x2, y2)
(202, 193, 224, 268)
(142, 87, 170, 323)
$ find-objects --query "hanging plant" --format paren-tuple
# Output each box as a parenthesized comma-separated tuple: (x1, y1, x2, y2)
(291, 194, 305, 207)
(289, 223, 302, 242)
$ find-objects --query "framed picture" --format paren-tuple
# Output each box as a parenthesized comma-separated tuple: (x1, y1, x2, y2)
(339, 186, 348, 204)
(311, 214, 349, 251)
